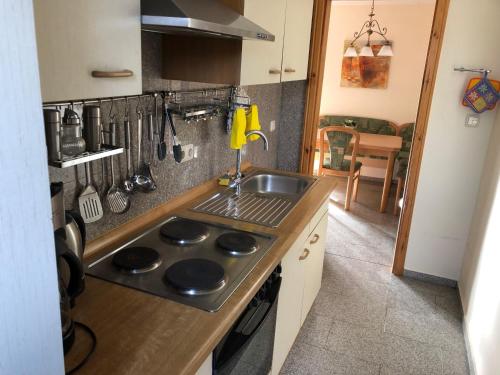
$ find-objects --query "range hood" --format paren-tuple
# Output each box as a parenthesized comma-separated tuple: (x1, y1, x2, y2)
(141, 0, 275, 41)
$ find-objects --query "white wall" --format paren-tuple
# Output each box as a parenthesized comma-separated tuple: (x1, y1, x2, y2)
(405, 0, 500, 280)
(0, 1, 64, 374)
(458, 109, 500, 375)
(320, 0, 435, 124)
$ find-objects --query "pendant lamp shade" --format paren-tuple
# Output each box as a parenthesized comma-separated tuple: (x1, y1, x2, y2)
(377, 44, 394, 57)
(344, 46, 358, 57)
(359, 45, 374, 57)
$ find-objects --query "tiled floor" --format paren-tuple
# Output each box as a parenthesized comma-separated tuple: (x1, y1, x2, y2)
(280, 179, 469, 375)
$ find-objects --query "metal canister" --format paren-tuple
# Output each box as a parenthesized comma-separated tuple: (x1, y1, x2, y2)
(82, 105, 102, 152)
(43, 109, 62, 162)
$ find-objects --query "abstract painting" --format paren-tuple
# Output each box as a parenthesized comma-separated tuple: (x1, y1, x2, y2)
(341, 41, 391, 89)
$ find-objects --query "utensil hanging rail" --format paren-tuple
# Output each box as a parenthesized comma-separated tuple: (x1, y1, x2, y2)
(454, 66, 492, 75)
(42, 86, 236, 108)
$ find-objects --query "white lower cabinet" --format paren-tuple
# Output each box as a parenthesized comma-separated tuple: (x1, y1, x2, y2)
(272, 201, 328, 375)
(301, 212, 328, 325)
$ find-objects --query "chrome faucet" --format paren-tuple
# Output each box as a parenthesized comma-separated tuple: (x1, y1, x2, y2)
(230, 130, 269, 194)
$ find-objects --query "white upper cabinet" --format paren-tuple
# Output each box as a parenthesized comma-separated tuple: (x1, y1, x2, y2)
(33, 0, 142, 102)
(240, 0, 287, 86)
(282, 0, 314, 82)
(241, 0, 314, 85)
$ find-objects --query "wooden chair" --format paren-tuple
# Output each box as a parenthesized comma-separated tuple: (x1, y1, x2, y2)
(393, 123, 415, 215)
(318, 126, 362, 211)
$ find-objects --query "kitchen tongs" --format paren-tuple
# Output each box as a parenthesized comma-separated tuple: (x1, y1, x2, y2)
(164, 102, 184, 163)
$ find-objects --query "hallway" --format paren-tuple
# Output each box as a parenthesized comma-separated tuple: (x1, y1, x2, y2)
(280, 179, 469, 374)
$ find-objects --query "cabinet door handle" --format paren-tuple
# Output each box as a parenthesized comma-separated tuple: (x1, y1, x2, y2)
(284, 68, 296, 73)
(268, 69, 282, 75)
(91, 69, 133, 78)
(299, 248, 310, 261)
(309, 234, 320, 244)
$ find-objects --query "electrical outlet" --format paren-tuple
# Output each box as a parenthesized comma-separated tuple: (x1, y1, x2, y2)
(270, 120, 276, 132)
(465, 114, 480, 127)
(180, 144, 194, 163)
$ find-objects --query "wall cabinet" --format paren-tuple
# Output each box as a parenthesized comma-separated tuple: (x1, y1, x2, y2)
(272, 201, 328, 375)
(241, 0, 314, 85)
(33, 0, 142, 102)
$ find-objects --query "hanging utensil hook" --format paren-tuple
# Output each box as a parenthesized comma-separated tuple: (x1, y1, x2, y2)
(125, 97, 129, 120)
(108, 98, 116, 121)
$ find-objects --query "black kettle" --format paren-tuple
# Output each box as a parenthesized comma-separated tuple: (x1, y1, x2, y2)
(55, 231, 84, 353)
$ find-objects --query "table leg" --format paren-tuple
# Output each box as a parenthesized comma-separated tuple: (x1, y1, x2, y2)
(380, 152, 396, 212)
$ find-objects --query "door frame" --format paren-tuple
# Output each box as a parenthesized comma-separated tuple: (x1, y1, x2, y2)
(299, 0, 451, 275)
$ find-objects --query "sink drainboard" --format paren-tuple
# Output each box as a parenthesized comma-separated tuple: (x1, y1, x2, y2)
(192, 192, 294, 227)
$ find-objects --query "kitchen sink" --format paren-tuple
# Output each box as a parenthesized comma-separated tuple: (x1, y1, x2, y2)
(191, 171, 317, 227)
(240, 173, 314, 196)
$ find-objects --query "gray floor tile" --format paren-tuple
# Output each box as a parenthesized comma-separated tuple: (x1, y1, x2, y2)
(326, 320, 385, 364)
(323, 253, 392, 285)
(280, 341, 380, 375)
(380, 334, 443, 375)
(385, 307, 464, 350)
(322, 272, 389, 302)
(386, 280, 437, 315)
(296, 313, 334, 348)
(311, 289, 387, 329)
(436, 293, 463, 319)
(442, 346, 470, 375)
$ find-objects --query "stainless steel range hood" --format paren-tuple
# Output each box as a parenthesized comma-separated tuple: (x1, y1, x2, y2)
(141, 0, 275, 41)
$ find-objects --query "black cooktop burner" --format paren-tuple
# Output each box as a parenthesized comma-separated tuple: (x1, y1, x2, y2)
(112, 247, 161, 274)
(160, 219, 209, 245)
(164, 258, 226, 296)
(216, 232, 259, 256)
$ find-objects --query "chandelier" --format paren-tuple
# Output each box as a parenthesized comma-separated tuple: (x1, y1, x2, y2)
(344, 0, 393, 57)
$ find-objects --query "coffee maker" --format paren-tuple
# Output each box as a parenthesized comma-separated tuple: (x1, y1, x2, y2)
(50, 182, 85, 354)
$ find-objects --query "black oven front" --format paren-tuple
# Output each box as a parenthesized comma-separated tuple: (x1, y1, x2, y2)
(213, 265, 282, 375)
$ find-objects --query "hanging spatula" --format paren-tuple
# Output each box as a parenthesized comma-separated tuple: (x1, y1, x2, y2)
(79, 162, 103, 223)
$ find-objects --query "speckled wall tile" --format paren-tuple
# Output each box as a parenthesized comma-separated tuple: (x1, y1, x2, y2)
(278, 80, 308, 172)
(49, 32, 306, 241)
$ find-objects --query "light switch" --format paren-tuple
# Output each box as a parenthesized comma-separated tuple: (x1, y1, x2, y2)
(465, 114, 480, 127)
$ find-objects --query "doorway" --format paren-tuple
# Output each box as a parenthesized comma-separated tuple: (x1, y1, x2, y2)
(300, 0, 450, 274)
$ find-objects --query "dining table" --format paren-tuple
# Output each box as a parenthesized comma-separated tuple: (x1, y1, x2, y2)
(316, 132, 402, 212)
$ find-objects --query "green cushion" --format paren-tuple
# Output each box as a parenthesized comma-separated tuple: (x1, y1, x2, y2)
(319, 115, 396, 136)
(323, 159, 362, 172)
(398, 123, 415, 160)
(397, 158, 408, 178)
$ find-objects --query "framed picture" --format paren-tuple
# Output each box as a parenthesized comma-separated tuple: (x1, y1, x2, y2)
(341, 41, 391, 89)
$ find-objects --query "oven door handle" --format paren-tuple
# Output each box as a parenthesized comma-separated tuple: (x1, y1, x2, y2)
(241, 277, 281, 337)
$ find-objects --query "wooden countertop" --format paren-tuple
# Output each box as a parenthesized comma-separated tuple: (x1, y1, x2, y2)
(67, 167, 336, 375)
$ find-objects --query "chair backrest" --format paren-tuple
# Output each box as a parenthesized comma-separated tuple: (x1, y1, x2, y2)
(397, 122, 415, 159)
(319, 126, 360, 172)
(319, 115, 397, 136)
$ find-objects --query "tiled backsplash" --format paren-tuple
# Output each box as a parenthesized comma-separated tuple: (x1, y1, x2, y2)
(48, 32, 306, 241)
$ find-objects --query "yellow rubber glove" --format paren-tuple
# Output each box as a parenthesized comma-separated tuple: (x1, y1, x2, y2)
(246, 104, 261, 141)
(230, 108, 247, 150)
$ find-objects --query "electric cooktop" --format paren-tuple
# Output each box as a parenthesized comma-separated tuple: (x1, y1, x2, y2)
(86, 216, 276, 312)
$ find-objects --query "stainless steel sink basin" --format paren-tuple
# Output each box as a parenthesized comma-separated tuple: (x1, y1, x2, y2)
(192, 172, 317, 227)
(240, 173, 314, 196)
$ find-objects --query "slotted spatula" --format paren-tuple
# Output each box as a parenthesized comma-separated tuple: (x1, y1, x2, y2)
(79, 162, 103, 223)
